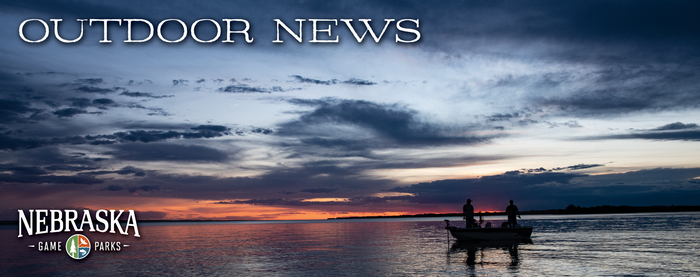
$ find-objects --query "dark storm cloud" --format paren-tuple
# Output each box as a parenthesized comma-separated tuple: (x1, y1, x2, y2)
(82, 166, 146, 176)
(342, 78, 377, 86)
(279, 98, 490, 147)
(3, 147, 101, 169)
(580, 123, 700, 141)
(4, 73, 173, 119)
(0, 99, 44, 123)
(120, 91, 173, 99)
(0, 174, 103, 185)
(553, 164, 604, 171)
(583, 130, 700, 142)
(414, 0, 700, 59)
(413, 1, 700, 116)
(70, 78, 104, 85)
(487, 113, 520, 122)
(481, 67, 700, 117)
(0, 125, 237, 151)
(75, 86, 116, 94)
(53, 107, 88, 117)
(43, 165, 101, 172)
(68, 97, 91, 108)
(0, 163, 104, 185)
(217, 85, 270, 93)
(290, 75, 377, 86)
(0, 134, 54, 150)
(291, 75, 334, 85)
(250, 127, 273, 135)
(108, 143, 229, 162)
(651, 122, 698, 131)
(539, 85, 699, 116)
(0, 165, 48, 175)
(92, 98, 116, 106)
(93, 126, 233, 142)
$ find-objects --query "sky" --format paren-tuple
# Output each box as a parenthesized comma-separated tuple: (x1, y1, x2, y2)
(1, 0, 699, 220)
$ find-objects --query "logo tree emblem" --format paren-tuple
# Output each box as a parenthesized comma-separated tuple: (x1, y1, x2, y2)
(66, 234, 90, 260)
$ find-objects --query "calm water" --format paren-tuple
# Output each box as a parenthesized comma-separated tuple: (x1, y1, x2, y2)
(2, 212, 699, 276)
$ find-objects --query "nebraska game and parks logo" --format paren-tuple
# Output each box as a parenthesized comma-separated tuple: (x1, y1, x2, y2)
(18, 209, 140, 260)
(66, 234, 90, 259)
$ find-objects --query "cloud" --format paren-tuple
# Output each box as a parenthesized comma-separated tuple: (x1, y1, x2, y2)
(581, 130, 700, 142)
(120, 91, 173, 98)
(278, 98, 490, 147)
(481, 67, 700, 117)
(172, 79, 188, 86)
(0, 125, 237, 151)
(53, 108, 88, 117)
(75, 86, 116, 94)
(217, 85, 271, 93)
(651, 122, 698, 131)
(84, 166, 146, 176)
(513, 163, 605, 173)
(72, 78, 104, 85)
(300, 188, 338, 193)
(291, 75, 334, 85)
(44, 165, 101, 172)
(552, 164, 605, 171)
(290, 75, 376, 86)
(387, 167, 700, 209)
(92, 98, 116, 106)
(0, 99, 44, 123)
(108, 143, 230, 162)
(0, 135, 53, 150)
(250, 127, 273, 135)
(0, 163, 104, 184)
(342, 78, 376, 86)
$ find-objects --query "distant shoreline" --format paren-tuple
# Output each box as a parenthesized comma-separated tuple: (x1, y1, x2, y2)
(327, 205, 700, 220)
(2, 205, 699, 225)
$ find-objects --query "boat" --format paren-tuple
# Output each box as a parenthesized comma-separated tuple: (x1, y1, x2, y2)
(444, 219, 533, 241)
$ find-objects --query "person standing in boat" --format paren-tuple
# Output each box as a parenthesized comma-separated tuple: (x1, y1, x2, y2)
(506, 200, 521, 227)
(463, 199, 476, 227)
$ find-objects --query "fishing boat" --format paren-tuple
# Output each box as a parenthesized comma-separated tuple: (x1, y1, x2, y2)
(444, 219, 533, 241)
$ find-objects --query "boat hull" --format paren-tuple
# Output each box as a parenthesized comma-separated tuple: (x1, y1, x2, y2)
(447, 226, 533, 241)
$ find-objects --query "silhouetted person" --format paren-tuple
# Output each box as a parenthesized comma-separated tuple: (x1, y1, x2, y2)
(506, 200, 521, 227)
(463, 199, 476, 227)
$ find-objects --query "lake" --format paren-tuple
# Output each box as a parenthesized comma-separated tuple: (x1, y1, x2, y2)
(2, 212, 699, 276)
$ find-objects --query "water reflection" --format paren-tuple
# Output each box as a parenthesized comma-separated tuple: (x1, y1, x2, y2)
(448, 239, 532, 272)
